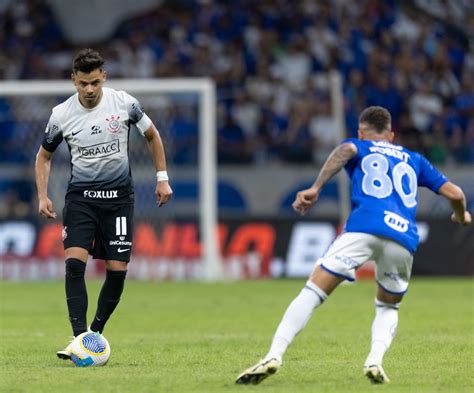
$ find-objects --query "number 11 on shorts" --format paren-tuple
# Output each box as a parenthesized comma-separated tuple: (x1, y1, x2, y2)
(116, 216, 127, 236)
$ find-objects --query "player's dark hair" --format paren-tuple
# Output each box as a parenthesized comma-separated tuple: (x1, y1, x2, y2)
(72, 48, 104, 74)
(359, 106, 391, 133)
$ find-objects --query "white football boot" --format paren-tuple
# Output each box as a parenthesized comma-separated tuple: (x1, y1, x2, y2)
(235, 357, 282, 385)
(363, 364, 390, 384)
(57, 328, 93, 360)
(56, 337, 75, 360)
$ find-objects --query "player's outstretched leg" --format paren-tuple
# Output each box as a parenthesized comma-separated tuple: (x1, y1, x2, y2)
(236, 280, 329, 385)
(363, 364, 390, 384)
(235, 357, 282, 385)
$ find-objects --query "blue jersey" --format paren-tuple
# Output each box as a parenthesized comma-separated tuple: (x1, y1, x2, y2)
(343, 138, 447, 253)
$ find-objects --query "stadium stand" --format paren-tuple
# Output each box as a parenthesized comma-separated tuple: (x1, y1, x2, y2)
(0, 0, 473, 218)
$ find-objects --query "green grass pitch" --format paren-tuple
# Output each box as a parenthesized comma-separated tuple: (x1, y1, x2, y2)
(1, 278, 473, 393)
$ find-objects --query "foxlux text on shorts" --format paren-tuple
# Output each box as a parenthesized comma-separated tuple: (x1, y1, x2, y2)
(83, 190, 118, 199)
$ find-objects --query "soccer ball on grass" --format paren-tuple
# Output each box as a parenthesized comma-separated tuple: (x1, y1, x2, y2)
(69, 331, 111, 367)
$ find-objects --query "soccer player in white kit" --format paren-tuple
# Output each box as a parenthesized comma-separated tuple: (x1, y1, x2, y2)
(236, 106, 471, 385)
(35, 49, 173, 359)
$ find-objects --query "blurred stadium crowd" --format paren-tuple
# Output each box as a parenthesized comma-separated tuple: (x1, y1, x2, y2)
(1, 0, 473, 219)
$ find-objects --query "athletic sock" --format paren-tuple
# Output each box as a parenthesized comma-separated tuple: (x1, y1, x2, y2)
(90, 270, 127, 333)
(65, 258, 88, 337)
(365, 298, 400, 366)
(265, 280, 327, 360)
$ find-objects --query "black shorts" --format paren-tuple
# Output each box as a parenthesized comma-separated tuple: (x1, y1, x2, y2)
(63, 199, 134, 262)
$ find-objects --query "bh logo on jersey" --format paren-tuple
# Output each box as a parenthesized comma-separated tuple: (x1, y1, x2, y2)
(106, 115, 121, 133)
(384, 211, 409, 233)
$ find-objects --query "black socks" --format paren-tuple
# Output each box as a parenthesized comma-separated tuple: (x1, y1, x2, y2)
(65, 259, 127, 335)
(65, 258, 88, 337)
(90, 270, 127, 334)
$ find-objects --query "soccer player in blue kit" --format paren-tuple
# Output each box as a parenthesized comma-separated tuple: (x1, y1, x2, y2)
(236, 106, 471, 385)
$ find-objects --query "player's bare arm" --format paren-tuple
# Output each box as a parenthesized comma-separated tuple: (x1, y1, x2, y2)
(438, 182, 472, 226)
(292, 142, 357, 215)
(35, 146, 57, 219)
(144, 124, 173, 207)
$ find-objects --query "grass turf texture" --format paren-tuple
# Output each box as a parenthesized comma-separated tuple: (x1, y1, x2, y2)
(0, 278, 472, 393)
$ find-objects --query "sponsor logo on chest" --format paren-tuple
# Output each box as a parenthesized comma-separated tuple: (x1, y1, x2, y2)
(78, 139, 120, 159)
(91, 125, 102, 135)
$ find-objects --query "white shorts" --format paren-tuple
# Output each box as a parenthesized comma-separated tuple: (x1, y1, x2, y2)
(315, 232, 413, 295)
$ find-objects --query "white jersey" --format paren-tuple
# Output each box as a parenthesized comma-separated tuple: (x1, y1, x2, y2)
(42, 87, 152, 201)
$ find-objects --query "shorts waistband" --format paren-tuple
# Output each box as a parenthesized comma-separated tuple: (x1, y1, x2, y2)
(66, 187, 134, 203)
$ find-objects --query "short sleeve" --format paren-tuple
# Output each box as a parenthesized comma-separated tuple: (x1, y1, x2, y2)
(417, 154, 448, 192)
(42, 115, 63, 152)
(125, 93, 152, 135)
(341, 138, 360, 174)
(341, 138, 360, 154)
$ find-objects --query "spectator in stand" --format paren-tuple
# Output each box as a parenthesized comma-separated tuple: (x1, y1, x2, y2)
(409, 81, 443, 133)
(276, 97, 313, 163)
(167, 105, 199, 165)
(310, 98, 338, 166)
(454, 71, 474, 132)
(461, 119, 474, 163)
(217, 111, 252, 164)
(425, 117, 451, 165)
(365, 72, 403, 121)
(395, 111, 423, 153)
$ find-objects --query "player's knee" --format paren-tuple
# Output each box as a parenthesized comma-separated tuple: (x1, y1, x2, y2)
(374, 298, 401, 310)
(305, 280, 328, 303)
(309, 264, 345, 295)
(105, 270, 127, 302)
(105, 269, 127, 281)
(376, 287, 404, 304)
(65, 258, 86, 278)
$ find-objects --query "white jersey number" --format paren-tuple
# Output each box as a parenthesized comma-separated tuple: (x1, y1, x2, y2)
(116, 216, 127, 236)
(361, 153, 417, 208)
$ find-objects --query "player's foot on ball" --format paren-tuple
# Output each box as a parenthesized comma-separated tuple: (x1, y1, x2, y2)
(235, 357, 282, 385)
(364, 364, 390, 384)
(56, 338, 74, 360)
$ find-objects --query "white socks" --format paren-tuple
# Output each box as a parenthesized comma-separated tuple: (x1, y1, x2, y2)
(365, 298, 400, 367)
(265, 281, 327, 361)
(264, 287, 400, 366)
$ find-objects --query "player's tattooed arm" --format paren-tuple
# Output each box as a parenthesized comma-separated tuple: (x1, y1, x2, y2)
(292, 142, 357, 215)
(311, 142, 357, 193)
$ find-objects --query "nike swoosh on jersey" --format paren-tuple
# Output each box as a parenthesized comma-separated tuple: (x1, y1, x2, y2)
(72, 129, 84, 136)
(117, 248, 130, 253)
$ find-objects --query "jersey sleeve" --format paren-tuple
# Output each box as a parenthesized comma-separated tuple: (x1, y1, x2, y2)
(341, 138, 360, 175)
(125, 92, 152, 136)
(417, 154, 448, 192)
(42, 115, 63, 152)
